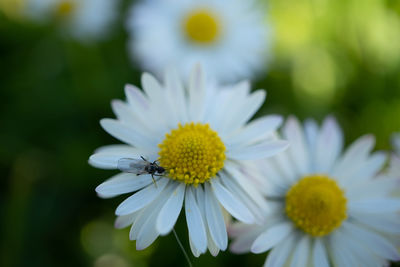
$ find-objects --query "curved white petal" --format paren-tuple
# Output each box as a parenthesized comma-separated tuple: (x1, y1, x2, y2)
(330, 231, 358, 267)
(156, 182, 185, 235)
(313, 239, 329, 267)
(189, 235, 201, 258)
(230, 225, 265, 254)
(227, 140, 289, 160)
(210, 178, 255, 224)
(303, 119, 319, 172)
(289, 235, 310, 267)
(194, 185, 220, 256)
(96, 173, 153, 198)
(141, 72, 163, 101)
(282, 116, 310, 176)
(264, 233, 296, 267)
(224, 90, 266, 132)
(332, 135, 375, 178)
(251, 222, 293, 254)
(89, 148, 144, 169)
(114, 213, 138, 229)
(204, 183, 228, 250)
(100, 119, 158, 151)
(131, 182, 175, 248)
(115, 178, 169, 215)
(348, 198, 400, 214)
(350, 211, 400, 234)
(314, 116, 343, 173)
(226, 115, 283, 148)
(124, 84, 149, 110)
(342, 221, 400, 261)
(185, 186, 208, 253)
(219, 171, 268, 223)
(188, 64, 206, 122)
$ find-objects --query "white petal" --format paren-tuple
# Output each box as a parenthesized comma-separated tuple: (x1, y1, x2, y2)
(132, 183, 176, 249)
(156, 182, 185, 235)
(282, 116, 310, 176)
(303, 119, 319, 172)
(346, 176, 399, 200)
(194, 186, 220, 256)
(114, 213, 138, 229)
(219, 171, 268, 223)
(227, 140, 289, 160)
(313, 239, 329, 267)
(314, 116, 343, 173)
(290, 235, 310, 267)
(100, 119, 157, 151)
(332, 135, 375, 178)
(136, 209, 161, 250)
(185, 187, 208, 253)
(264, 233, 296, 267)
(210, 178, 255, 224)
(337, 227, 385, 267)
(164, 68, 187, 124)
(226, 115, 283, 147)
(330, 231, 359, 267)
(204, 183, 228, 250)
(348, 198, 400, 214)
(188, 64, 206, 122)
(89, 148, 144, 169)
(271, 151, 297, 183)
(141, 73, 163, 101)
(96, 173, 153, 198)
(251, 222, 293, 254)
(350, 211, 400, 234)
(342, 221, 400, 261)
(94, 144, 143, 155)
(124, 84, 149, 110)
(189, 235, 201, 258)
(115, 178, 169, 215)
(230, 226, 265, 254)
(225, 90, 266, 132)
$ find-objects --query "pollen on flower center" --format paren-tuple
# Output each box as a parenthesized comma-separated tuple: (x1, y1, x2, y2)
(55, 0, 76, 18)
(183, 9, 220, 44)
(285, 175, 347, 237)
(158, 123, 226, 186)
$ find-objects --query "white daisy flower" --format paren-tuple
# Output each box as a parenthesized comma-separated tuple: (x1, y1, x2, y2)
(230, 116, 400, 267)
(25, 0, 119, 41)
(89, 65, 288, 256)
(126, 0, 270, 83)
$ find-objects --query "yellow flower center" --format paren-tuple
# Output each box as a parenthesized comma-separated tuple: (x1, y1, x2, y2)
(183, 9, 220, 44)
(158, 123, 226, 186)
(55, 0, 76, 18)
(285, 175, 347, 237)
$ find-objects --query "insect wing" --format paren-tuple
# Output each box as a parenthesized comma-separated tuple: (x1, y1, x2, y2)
(117, 158, 147, 174)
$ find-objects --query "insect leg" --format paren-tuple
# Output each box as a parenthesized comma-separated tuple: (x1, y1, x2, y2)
(151, 174, 158, 188)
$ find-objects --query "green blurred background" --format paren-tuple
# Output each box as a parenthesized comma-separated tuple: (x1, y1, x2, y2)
(1, 0, 400, 266)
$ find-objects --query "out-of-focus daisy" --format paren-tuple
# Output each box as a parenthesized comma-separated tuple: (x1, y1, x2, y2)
(127, 0, 270, 83)
(89, 65, 288, 256)
(25, 0, 119, 41)
(230, 116, 400, 266)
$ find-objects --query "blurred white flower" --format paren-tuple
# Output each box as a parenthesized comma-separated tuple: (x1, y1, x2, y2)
(127, 0, 271, 83)
(25, 0, 119, 42)
(230, 116, 400, 267)
(89, 66, 288, 256)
